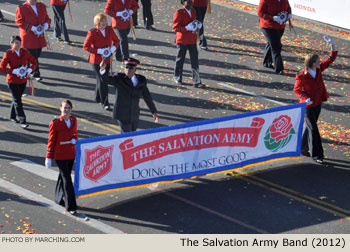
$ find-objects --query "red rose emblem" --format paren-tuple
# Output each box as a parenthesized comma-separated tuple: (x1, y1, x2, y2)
(270, 115, 292, 142)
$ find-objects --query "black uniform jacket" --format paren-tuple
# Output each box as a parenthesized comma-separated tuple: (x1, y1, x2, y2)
(104, 73, 157, 122)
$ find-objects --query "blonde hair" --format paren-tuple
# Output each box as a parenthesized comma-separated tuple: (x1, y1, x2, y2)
(304, 54, 319, 69)
(94, 13, 107, 27)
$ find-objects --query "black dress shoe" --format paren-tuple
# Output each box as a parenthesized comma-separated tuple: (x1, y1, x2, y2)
(10, 118, 20, 123)
(263, 63, 274, 69)
(173, 77, 182, 85)
(277, 70, 285, 75)
(104, 105, 112, 111)
(63, 40, 72, 45)
(301, 151, 310, 157)
(315, 158, 324, 164)
(145, 26, 156, 31)
(194, 83, 204, 88)
(20, 123, 29, 129)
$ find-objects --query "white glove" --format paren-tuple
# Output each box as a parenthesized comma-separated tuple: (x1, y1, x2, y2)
(97, 48, 105, 55)
(12, 68, 20, 76)
(272, 16, 283, 25)
(116, 11, 123, 17)
(305, 98, 313, 105)
(128, 9, 133, 16)
(197, 22, 202, 30)
(71, 138, 77, 145)
(185, 23, 194, 31)
(45, 158, 52, 168)
(323, 35, 334, 45)
(287, 13, 292, 20)
(26, 68, 32, 76)
(43, 22, 49, 31)
(110, 45, 116, 53)
(121, 10, 130, 21)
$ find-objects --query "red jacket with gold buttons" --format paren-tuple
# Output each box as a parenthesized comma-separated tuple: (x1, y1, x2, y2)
(0, 48, 38, 84)
(105, 0, 139, 29)
(173, 7, 197, 45)
(83, 26, 120, 65)
(257, 0, 291, 30)
(46, 115, 78, 160)
(294, 51, 337, 108)
(15, 2, 51, 49)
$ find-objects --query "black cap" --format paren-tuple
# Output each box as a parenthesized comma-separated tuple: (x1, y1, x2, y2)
(123, 57, 140, 67)
(10, 35, 21, 44)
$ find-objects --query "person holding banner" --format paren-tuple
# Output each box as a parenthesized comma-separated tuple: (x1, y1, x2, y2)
(257, 0, 291, 75)
(15, 0, 51, 81)
(193, 0, 208, 50)
(294, 36, 337, 164)
(50, 0, 71, 44)
(105, 0, 139, 61)
(100, 58, 159, 132)
(83, 13, 120, 111)
(173, 0, 203, 87)
(0, 36, 38, 129)
(45, 99, 78, 214)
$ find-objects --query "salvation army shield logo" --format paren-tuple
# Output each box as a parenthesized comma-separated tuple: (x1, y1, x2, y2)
(83, 145, 114, 182)
(264, 115, 295, 152)
(102, 48, 111, 58)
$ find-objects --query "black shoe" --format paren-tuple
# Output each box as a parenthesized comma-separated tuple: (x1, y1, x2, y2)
(263, 63, 274, 69)
(277, 70, 285, 75)
(173, 77, 182, 85)
(63, 40, 72, 45)
(315, 158, 324, 164)
(194, 83, 204, 88)
(104, 105, 112, 111)
(10, 118, 20, 123)
(33, 74, 42, 81)
(200, 45, 208, 50)
(55, 36, 63, 42)
(69, 210, 77, 215)
(146, 26, 156, 31)
(20, 123, 29, 129)
(301, 151, 310, 157)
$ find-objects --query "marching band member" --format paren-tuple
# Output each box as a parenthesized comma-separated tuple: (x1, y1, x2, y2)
(294, 37, 337, 164)
(45, 99, 78, 214)
(50, 0, 71, 44)
(257, 0, 291, 75)
(193, 0, 208, 50)
(15, 0, 51, 81)
(105, 0, 139, 61)
(137, 0, 155, 30)
(100, 58, 158, 133)
(0, 36, 38, 129)
(173, 0, 203, 88)
(83, 13, 120, 111)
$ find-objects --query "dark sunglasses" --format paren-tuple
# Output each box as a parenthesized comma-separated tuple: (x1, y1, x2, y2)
(125, 65, 136, 69)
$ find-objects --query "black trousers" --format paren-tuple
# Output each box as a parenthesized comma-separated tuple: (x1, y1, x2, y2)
(194, 6, 207, 47)
(26, 48, 42, 77)
(141, 0, 153, 27)
(117, 120, 138, 133)
(52, 5, 69, 41)
(92, 63, 110, 107)
(132, 0, 139, 26)
(302, 105, 324, 159)
(55, 159, 77, 212)
(261, 28, 284, 72)
(115, 28, 130, 60)
(8, 83, 26, 123)
(174, 44, 201, 85)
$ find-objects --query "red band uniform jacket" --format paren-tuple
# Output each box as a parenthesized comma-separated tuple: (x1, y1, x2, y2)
(294, 51, 338, 108)
(0, 48, 38, 84)
(105, 0, 139, 30)
(50, 0, 68, 6)
(46, 116, 78, 160)
(257, 0, 291, 30)
(83, 26, 120, 65)
(15, 2, 52, 49)
(173, 7, 197, 45)
(193, 0, 209, 7)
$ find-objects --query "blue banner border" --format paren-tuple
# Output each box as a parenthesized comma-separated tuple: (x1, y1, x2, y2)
(74, 103, 305, 197)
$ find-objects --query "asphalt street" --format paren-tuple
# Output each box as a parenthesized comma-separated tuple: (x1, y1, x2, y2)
(0, 0, 349, 234)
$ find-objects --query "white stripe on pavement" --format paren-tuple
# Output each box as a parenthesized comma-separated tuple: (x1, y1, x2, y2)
(7, 160, 124, 234)
(0, 10, 15, 17)
(0, 178, 123, 234)
(218, 82, 287, 106)
(11, 159, 73, 182)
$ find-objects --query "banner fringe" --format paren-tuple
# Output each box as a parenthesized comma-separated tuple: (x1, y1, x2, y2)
(76, 156, 301, 199)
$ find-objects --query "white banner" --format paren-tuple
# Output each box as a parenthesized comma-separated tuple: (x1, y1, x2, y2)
(74, 104, 305, 198)
(238, 0, 350, 30)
